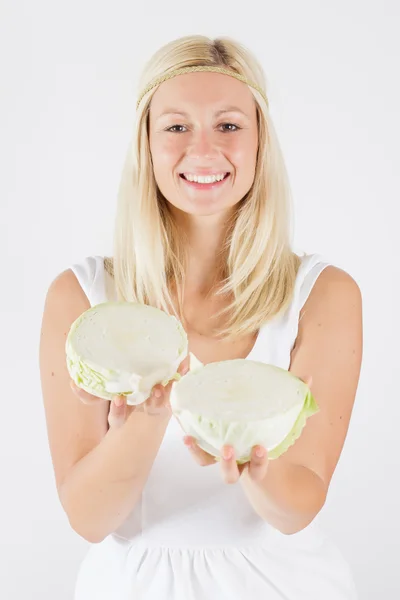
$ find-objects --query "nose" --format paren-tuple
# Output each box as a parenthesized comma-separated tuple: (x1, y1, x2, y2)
(186, 130, 219, 160)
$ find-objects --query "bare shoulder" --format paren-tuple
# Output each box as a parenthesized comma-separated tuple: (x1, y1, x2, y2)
(39, 268, 109, 494)
(302, 265, 362, 316)
(295, 264, 363, 360)
(284, 265, 363, 489)
(317, 264, 361, 292)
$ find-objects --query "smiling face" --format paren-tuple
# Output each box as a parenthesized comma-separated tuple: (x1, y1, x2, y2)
(148, 71, 259, 217)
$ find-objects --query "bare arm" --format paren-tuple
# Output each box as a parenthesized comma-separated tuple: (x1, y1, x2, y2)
(240, 266, 363, 533)
(39, 269, 173, 543)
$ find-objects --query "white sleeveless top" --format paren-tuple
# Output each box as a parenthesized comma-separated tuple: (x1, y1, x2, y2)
(70, 253, 358, 600)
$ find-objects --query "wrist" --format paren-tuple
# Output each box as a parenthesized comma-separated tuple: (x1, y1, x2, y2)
(241, 461, 326, 533)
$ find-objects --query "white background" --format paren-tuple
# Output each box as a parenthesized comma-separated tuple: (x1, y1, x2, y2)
(1, 1, 399, 598)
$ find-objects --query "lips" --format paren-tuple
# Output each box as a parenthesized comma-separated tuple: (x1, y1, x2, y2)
(178, 172, 231, 191)
(179, 173, 230, 182)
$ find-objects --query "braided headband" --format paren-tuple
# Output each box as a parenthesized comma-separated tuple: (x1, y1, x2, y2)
(136, 65, 269, 110)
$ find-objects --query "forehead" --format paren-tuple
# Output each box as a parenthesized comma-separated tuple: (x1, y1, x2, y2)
(149, 71, 256, 115)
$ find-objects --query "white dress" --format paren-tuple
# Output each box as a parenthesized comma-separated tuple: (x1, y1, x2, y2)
(69, 253, 358, 600)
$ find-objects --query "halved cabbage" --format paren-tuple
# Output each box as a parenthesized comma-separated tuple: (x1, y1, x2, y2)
(171, 359, 318, 462)
(66, 302, 188, 405)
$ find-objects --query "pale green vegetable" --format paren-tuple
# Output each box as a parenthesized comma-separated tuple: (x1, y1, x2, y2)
(171, 359, 318, 463)
(66, 302, 188, 405)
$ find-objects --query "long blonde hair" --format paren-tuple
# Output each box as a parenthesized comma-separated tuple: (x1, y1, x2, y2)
(107, 35, 302, 338)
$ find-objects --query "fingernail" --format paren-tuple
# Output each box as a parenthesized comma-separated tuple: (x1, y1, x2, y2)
(255, 447, 264, 458)
(183, 436, 192, 447)
(114, 396, 124, 407)
(153, 388, 162, 399)
(223, 448, 233, 460)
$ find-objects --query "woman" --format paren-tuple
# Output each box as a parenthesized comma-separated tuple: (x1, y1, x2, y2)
(39, 35, 363, 599)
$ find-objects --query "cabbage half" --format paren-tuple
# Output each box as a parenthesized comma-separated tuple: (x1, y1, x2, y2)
(66, 302, 188, 405)
(171, 359, 319, 462)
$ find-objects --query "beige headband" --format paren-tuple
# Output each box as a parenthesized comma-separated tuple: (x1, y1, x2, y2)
(136, 65, 269, 110)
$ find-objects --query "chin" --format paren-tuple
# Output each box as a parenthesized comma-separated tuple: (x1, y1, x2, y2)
(178, 199, 237, 219)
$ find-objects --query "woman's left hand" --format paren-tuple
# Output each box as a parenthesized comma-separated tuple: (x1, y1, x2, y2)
(183, 437, 269, 484)
(182, 374, 312, 485)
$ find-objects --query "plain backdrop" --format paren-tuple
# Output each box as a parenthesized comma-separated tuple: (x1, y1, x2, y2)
(1, 1, 399, 598)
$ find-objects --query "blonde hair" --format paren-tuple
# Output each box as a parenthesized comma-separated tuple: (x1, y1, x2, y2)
(107, 35, 302, 338)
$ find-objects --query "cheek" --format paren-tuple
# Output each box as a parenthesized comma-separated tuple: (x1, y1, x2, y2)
(151, 136, 184, 171)
(229, 137, 258, 177)
(150, 137, 186, 198)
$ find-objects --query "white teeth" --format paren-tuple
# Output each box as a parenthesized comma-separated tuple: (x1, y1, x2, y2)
(183, 173, 227, 183)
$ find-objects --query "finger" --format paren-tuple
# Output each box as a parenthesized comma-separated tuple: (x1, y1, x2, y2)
(143, 384, 171, 417)
(220, 445, 240, 484)
(247, 446, 269, 482)
(178, 354, 190, 377)
(70, 380, 105, 404)
(183, 436, 217, 466)
(108, 395, 128, 428)
(298, 374, 313, 387)
(162, 379, 174, 398)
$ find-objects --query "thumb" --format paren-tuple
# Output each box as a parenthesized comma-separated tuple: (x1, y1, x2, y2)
(108, 395, 128, 429)
(304, 375, 313, 388)
(178, 354, 190, 377)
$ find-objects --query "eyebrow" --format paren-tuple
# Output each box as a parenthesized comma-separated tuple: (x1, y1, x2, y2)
(156, 106, 250, 119)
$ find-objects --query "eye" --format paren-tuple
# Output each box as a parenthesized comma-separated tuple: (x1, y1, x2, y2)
(219, 123, 241, 132)
(166, 125, 187, 133)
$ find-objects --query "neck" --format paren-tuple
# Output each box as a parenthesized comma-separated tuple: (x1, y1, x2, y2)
(174, 209, 234, 295)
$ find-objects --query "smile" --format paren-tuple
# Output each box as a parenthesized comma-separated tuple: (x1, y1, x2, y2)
(179, 172, 230, 189)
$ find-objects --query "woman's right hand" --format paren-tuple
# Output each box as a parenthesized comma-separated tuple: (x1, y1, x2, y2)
(69, 355, 190, 429)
